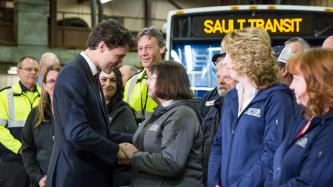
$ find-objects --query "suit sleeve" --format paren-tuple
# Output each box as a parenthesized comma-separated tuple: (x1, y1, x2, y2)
(54, 68, 119, 165)
(207, 103, 223, 187)
(130, 107, 199, 177)
(233, 92, 294, 187)
(21, 108, 44, 184)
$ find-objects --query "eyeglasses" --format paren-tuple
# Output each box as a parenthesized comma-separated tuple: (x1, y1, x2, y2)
(45, 79, 56, 84)
(20, 67, 40, 73)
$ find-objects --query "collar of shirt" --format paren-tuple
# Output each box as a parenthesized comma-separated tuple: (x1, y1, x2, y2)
(80, 51, 98, 76)
(19, 81, 37, 92)
(236, 82, 259, 116)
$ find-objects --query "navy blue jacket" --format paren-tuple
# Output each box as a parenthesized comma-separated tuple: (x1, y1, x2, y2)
(272, 111, 333, 187)
(208, 83, 295, 187)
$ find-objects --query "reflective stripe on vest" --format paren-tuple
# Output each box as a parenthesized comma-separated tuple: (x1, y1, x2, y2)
(6, 88, 25, 128)
(126, 74, 139, 103)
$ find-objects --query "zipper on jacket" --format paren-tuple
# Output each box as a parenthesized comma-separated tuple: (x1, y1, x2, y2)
(224, 99, 260, 186)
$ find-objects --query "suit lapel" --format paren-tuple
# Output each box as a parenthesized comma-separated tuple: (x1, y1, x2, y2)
(77, 56, 108, 124)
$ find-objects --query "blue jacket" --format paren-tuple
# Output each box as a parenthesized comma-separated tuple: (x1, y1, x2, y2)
(208, 83, 295, 187)
(272, 111, 333, 187)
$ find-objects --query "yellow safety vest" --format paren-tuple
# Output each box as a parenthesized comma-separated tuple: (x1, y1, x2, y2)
(123, 70, 157, 121)
(0, 82, 41, 154)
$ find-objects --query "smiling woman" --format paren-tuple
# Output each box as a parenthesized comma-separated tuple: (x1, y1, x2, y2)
(99, 68, 137, 134)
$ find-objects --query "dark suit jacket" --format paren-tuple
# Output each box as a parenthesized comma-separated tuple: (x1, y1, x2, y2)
(46, 55, 131, 187)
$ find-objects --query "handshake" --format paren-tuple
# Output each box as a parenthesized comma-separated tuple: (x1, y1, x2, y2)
(117, 143, 138, 164)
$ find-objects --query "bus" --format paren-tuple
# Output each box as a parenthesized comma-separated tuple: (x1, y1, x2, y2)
(165, 5, 333, 97)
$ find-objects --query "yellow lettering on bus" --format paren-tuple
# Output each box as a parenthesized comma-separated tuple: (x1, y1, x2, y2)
(203, 18, 303, 34)
(237, 19, 246, 30)
(283, 19, 292, 32)
(224, 19, 234, 33)
(213, 20, 223, 33)
(275, 19, 283, 33)
(204, 19, 214, 33)
(265, 19, 275, 32)
(248, 19, 256, 28)
(294, 18, 302, 32)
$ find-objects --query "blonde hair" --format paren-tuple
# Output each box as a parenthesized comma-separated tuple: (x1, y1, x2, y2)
(287, 48, 333, 119)
(222, 27, 279, 89)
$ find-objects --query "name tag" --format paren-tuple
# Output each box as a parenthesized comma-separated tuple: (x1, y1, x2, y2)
(244, 108, 261, 118)
(205, 100, 216, 107)
(296, 137, 308, 148)
(148, 124, 159, 131)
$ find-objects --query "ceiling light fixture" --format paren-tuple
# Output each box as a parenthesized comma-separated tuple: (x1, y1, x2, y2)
(100, 0, 112, 4)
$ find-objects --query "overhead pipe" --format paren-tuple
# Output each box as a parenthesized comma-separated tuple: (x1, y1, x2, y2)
(144, 0, 149, 27)
(97, 0, 104, 23)
(91, 0, 97, 27)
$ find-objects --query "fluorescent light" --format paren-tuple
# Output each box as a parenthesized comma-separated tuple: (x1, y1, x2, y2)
(100, 0, 112, 4)
(7, 67, 17, 75)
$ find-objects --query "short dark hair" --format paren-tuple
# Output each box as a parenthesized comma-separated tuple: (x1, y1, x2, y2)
(109, 67, 124, 106)
(150, 60, 193, 100)
(17, 56, 38, 68)
(86, 19, 135, 50)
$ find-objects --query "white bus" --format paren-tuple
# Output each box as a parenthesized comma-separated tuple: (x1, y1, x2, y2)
(165, 5, 333, 97)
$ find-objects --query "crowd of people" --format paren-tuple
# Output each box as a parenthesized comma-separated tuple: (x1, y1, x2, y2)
(0, 18, 333, 187)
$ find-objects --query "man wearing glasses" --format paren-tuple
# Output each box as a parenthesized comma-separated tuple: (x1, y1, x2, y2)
(0, 56, 41, 187)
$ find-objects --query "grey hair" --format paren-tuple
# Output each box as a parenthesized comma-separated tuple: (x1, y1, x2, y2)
(284, 37, 310, 51)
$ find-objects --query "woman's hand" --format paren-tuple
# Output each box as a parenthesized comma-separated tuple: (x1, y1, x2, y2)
(119, 143, 138, 159)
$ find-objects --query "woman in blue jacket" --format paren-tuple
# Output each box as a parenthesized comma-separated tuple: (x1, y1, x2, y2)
(272, 48, 333, 187)
(208, 28, 295, 187)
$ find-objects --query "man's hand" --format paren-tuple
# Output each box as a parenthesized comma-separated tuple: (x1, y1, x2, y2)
(117, 143, 130, 164)
(119, 143, 138, 159)
(39, 175, 47, 187)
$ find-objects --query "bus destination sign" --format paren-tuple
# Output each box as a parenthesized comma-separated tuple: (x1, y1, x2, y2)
(191, 13, 313, 38)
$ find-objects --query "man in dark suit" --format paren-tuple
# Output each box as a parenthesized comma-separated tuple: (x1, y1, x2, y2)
(46, 19, 134, 187)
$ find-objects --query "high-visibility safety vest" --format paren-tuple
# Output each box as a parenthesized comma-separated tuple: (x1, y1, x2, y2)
(0, 82, 41, 157)
(123, 70, 157, 121)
